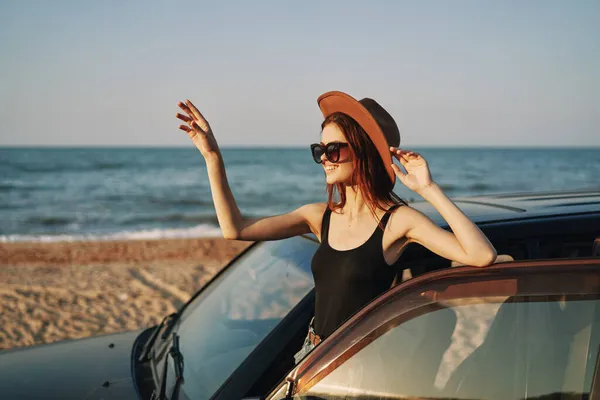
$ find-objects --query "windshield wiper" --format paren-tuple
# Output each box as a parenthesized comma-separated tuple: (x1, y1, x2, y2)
(139, 312, 179, 362)
(152, 333, 184, 400)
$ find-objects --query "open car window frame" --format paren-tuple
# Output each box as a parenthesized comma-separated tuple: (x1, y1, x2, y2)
(270, 258, 600, 399)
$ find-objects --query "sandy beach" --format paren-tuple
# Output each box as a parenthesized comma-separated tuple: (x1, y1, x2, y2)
(0, 238, 252, 350)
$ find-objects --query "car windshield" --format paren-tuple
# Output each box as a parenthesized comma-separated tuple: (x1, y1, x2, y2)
(167, 236, 317, 400)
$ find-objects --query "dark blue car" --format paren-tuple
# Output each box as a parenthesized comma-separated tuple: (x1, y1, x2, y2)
(1, 190, 599, 400)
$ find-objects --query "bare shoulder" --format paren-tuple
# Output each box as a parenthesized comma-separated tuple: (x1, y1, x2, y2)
(299, 202, 328, 223)
(387, 204, 429, 237)
(297, 202, 328, 237)
(390, 204, 428, 219)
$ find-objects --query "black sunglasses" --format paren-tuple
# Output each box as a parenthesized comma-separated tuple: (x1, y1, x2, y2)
(310, 142, 349, 164)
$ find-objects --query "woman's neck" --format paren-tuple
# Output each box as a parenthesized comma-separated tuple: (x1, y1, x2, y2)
(342, 185, 371, 219)
(340, 185, 391, 221)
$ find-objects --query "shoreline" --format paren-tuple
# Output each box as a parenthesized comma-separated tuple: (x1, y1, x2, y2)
(0, 237, 252, 266)
(0, 237, 252, 350)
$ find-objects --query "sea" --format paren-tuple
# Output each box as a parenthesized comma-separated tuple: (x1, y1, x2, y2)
(1, 147, 599, 242)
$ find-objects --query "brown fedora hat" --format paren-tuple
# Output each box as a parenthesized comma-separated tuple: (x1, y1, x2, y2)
(317, 91, 400, 186)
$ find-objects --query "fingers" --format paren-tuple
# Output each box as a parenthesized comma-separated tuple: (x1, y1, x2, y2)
(177, 99, 210, 134)
(177, 100, 205, 121)
(184, 99, 210, 131)
(177, 101, 193, 117)
(176, 111, 198, 136)
(391, 163, 407, 186)
(389, 147, 410, 166)
(391, 163, 406, 178)
(390, 147, 426, 168)
(176, 113, 192, 124)
(389, 146, 421, 159)
(178, 124, 196, 138)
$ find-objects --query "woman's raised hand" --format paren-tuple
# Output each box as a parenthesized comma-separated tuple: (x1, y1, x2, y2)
(390, 147, 434, 194)
(176, 100, 220, 159)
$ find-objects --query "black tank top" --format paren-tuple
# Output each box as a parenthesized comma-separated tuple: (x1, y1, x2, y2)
(311, 206, 400, 339)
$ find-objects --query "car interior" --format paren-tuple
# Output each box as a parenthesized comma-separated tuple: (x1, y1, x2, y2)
(441, 296, 575, 398)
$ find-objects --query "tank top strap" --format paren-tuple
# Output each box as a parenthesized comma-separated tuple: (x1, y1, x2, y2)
(320, 207, 332, 243)
(380, 204, 402, 229)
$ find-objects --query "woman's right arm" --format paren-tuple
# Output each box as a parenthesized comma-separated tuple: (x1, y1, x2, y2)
(203, 155, 325, 241)
(177, 99, 325, 242)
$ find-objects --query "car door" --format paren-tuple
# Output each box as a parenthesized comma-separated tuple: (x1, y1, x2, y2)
(267, 258, 600, 400)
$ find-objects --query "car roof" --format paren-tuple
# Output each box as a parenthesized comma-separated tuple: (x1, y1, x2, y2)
(410, 189, 600, 226)
(300, 189, 600, 243)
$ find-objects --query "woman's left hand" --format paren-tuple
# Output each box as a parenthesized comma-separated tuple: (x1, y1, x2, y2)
(390, 147, 434, 194)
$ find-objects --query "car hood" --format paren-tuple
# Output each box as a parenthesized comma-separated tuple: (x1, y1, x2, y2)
(0, 329, 143, 400)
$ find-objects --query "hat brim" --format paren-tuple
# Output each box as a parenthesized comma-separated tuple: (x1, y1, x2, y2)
(317, 91, 396, 186)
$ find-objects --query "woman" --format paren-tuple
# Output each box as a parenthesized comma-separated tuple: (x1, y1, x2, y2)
(176, 90, 497, 363)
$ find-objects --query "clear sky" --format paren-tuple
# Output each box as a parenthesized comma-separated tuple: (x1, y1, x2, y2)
(1, 0, 599, 147)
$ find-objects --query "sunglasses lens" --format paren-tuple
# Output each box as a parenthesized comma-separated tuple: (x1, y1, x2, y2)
(311, 145, 324, 163)
(311, 142, 346, 164)
(326, 143, 340, 163)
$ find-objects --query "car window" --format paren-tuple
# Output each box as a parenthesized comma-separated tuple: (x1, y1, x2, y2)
(537, 235, 599, 259)
(175, 236, 317, 400)
(293, 263, 600, 400)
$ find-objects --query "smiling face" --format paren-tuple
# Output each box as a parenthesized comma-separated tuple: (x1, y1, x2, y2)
(319, 112, 402, 213)
(320, 123, 354, 185)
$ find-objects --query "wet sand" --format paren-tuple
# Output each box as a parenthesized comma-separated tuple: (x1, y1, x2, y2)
(0, 238, 252, 350)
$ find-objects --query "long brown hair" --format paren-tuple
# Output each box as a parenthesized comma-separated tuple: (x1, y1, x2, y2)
(322, 112, 407, 221)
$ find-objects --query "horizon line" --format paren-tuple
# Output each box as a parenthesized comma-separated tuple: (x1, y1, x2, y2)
(1, 144, 600, 150)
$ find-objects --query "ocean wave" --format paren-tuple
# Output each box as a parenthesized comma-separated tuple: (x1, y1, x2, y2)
(468, 183, 496, 191)
(26, 216, 75, 226)
(121, 214, 219, 226)
(438, 184, 457, 192)
(0, 223, 223, 243)
(98, 195, 213, 207)
(0, 182, 58, 192)
(14, 165, 72, 173)
(90, 162, 127, 170)
(13, 162, 126, 173)
(147, 198, 213, 207)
